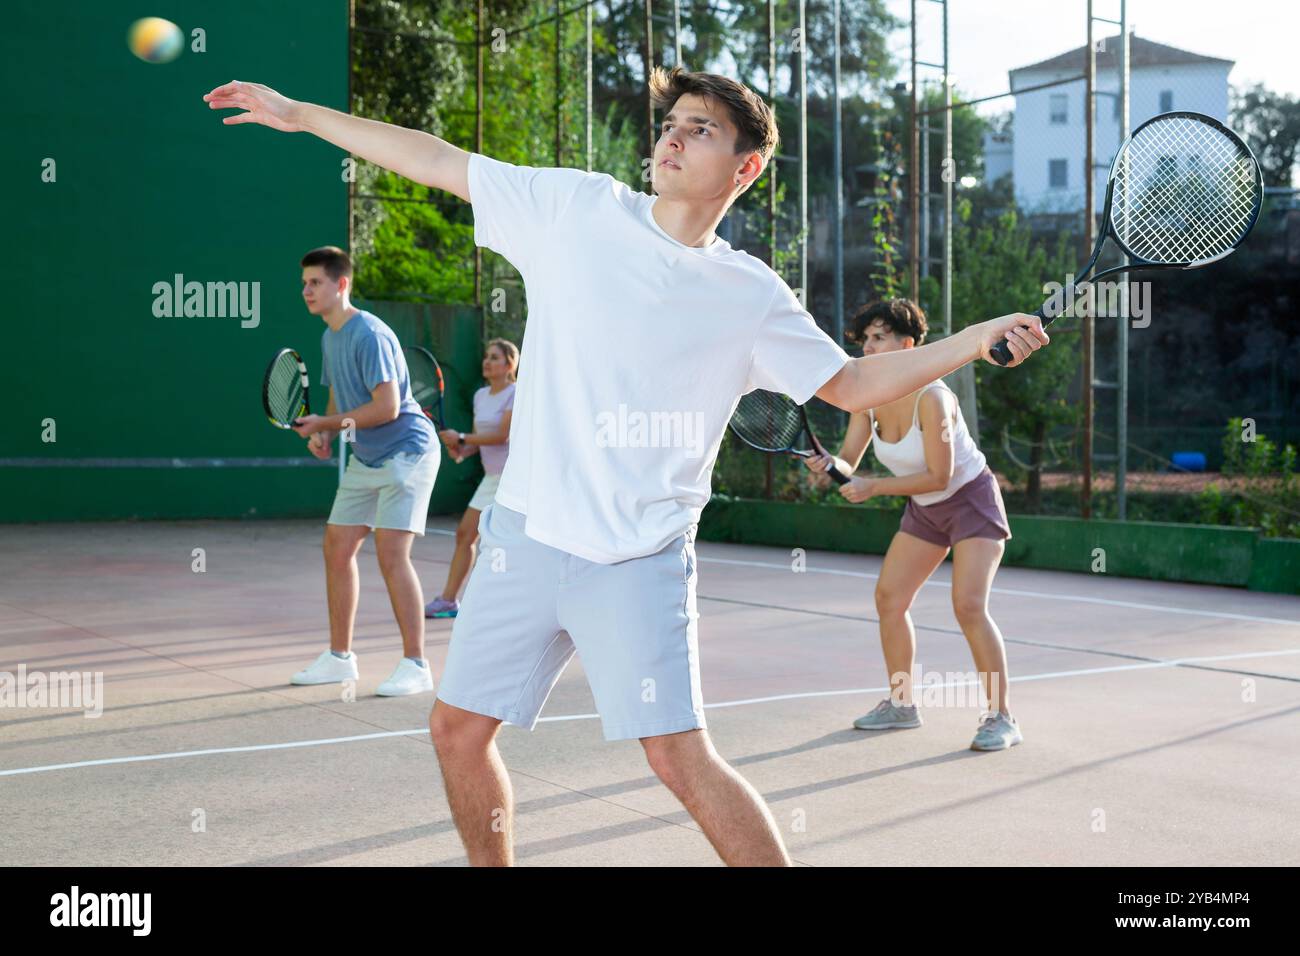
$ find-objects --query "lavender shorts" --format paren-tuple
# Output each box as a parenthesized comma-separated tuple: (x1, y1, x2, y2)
(899, 466, 1012, 548)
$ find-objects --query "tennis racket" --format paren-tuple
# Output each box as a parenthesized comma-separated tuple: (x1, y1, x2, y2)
(729, 390, 849, 485)
(404, 345, 447, 430)
(262, 347, 310, 429)
(991, 110, 1263, 366)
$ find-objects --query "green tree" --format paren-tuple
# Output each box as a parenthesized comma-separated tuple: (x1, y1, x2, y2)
(1198, 417, 1300, 538)
(351, 0, 641, 314)
(946, 207, 1080, 510)
(1231, 83, 1300, 187)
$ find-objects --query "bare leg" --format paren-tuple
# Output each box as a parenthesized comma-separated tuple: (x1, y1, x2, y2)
(641, 730, 790, 866)
(374, 528, 425, 659)
(950, 536, 1011, 714)
(874, 531, 951, 704)
(429, 700, 512, 866)
(323, 523, 369, 655)
(440, 507, 481, 601)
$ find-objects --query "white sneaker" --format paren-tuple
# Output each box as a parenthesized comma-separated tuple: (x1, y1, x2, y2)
(376, 658, 434, 697)
(290, 650, 359, 686)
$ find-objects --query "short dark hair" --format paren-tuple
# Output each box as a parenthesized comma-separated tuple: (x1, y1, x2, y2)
(847, 298, 928, 347)
(300, 246, 353, 281)
(648, 66, 779, 165)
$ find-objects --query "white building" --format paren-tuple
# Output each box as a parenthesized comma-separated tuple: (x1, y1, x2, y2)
(1002, 34, 1232, 213)
(983, 128, 1013, 187)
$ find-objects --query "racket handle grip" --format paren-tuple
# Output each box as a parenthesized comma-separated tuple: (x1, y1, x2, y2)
(989, 305, 1050, 367)
(826, 464, 850, 485)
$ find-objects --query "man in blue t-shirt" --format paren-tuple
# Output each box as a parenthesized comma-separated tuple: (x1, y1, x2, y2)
(287, 246, 440, 697)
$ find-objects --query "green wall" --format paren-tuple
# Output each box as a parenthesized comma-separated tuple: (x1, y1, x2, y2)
(0, 3, 481, 522)
(700, 498, 1300, 595)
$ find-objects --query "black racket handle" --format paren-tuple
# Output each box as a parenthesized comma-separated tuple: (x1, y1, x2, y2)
(805, 432, 851, 485)
(990, 304, 1058, 367)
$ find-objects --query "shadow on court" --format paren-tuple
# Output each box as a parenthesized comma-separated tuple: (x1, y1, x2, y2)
(2, 518, 1298, 866)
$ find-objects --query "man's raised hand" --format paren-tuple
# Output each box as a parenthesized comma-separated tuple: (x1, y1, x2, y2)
(203, 80, 302, 133)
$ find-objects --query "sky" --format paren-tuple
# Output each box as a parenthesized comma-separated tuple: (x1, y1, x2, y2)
(882, 0, 1300, 113)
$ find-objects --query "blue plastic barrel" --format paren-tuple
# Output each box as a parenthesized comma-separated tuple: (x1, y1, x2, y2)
(1171, 451, 1207, 472)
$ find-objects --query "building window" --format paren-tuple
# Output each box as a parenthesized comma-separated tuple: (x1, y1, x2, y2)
(1050, 94, 1069, 124)
(1160, 90, 1174, 112)
(1049, 159, 1068, 189)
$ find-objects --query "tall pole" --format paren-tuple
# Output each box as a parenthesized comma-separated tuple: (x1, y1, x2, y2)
(909, 0, 919, 301)
(1083, 1, 1095, 518)
(1117, 1, 1130, 518)
(347, 0, 355, 256)
(921, 109, 929, 279)
(941, 0, 951, 338)
(765, 0, 776, 501)
(798, 0, 808, 305)
(645, 0, 655, 187)
(555, 2, 563, 167)
(674, 0, 682, 66)
(767, 0, 776, 269)
(475, 0, 484, 328)
(585, 0, 592, 171)
(939, 0, 973, 441)
(832, 0, 844, 347)
(345, 0, 356, 486)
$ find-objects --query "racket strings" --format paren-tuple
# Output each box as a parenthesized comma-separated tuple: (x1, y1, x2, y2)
(1118, 126, 1252, 260)
(410, 379, 438, 405)
(1119, 120, 1254, 257)
(404, 351, 442, 406)
(731, 390, 808, 454)
(268, 357, 305, 422)
(1113, 116, 1258, 264)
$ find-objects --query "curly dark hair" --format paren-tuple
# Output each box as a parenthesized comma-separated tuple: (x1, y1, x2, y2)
(846, 298, 928, 347)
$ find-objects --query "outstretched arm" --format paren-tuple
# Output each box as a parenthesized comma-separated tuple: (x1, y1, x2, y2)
(816, 314, 1049, 413)
(203, 81, 471, 202)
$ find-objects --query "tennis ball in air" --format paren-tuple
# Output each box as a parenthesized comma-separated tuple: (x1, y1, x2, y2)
(128, 17, 184, 64)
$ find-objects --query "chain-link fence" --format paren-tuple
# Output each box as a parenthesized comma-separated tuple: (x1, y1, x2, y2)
(837, 4, 1299, 537)
(347, 1, 1299, 537)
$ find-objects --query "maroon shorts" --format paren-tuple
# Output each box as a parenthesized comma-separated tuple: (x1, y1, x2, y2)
(898, 466, 1012, 548)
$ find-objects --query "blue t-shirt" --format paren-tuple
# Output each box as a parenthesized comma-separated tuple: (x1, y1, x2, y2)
(320, 310, 435, 467)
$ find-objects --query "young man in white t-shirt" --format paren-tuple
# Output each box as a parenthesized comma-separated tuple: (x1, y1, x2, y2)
(205, 68, 1048, 866)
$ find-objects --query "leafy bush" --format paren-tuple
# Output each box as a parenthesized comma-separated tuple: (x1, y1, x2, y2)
(1195, 418, 1300, 538)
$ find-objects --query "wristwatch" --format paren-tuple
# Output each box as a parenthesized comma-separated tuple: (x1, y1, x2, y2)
(457, 432, 466, 446)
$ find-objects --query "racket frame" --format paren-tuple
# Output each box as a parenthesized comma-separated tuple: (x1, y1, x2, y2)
(262, 347, 310, 430)
(403, 344, 447, 431)
(729, 391, 851, 486)
(992, 111, 1264, 365)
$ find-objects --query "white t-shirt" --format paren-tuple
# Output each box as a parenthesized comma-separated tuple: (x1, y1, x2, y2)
(473, 382, 515, 476)
(468, 153, 850, 563)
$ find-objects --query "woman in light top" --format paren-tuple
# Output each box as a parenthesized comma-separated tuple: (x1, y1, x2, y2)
(805, 299, 1020, 751)
(424, 338, 519, 619)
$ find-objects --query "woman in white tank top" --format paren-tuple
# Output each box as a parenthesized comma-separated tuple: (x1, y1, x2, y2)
(805, 299, 1021, 751)
(424, 338, 519, 620)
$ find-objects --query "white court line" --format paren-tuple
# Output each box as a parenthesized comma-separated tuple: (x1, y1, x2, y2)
(700, 556, 1300, 627)
(0, 729, 427, 778)
(428, 528, 1297, 626)
(4, 648, 1298, 778)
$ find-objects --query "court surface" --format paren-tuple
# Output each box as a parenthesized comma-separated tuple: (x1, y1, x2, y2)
(2, 516, 1297, 867)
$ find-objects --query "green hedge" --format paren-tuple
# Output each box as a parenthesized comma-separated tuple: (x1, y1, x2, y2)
(700, 497, 1300, 596)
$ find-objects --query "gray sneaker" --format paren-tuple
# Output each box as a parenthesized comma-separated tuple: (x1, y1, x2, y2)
(853, 698, 922, 731)
(971, 711, 1023, 751)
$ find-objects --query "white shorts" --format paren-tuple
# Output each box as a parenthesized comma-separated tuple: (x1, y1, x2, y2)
(467, 472, 501, 512)
(327, 450, 439, 534)
(435, 503, 705, 741)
